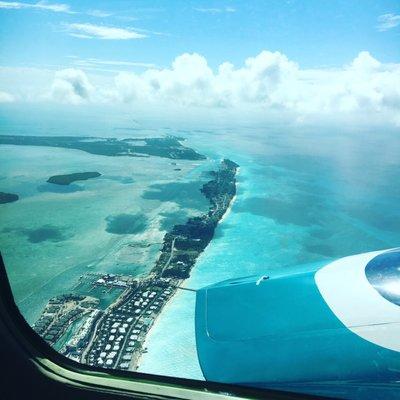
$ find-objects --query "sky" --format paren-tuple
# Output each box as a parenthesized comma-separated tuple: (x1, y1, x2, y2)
(0, 0, 399, 127)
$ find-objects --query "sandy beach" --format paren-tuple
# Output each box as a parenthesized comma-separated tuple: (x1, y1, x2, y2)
(136, 166, 240, 375)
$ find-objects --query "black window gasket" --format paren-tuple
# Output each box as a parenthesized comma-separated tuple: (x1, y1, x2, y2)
(0, 253, 324, 400)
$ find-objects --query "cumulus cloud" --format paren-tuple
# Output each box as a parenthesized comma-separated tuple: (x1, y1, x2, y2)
(0, 1, 73, 13)
(50, 68, 93, 104)
(108, 51, 400, 122)
(0, 90, 15, 103)
(66, 23, 146, 40)
(16, 50, 400, 126)
(112, 50, 296, 107)
(377, 13, 400, 31)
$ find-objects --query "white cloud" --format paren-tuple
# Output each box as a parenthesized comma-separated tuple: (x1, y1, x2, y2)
(66, 23, 146, 40)
(71, 57, 156, 71)
(50, 68, 93, 104)
(87, 9, 112, 18)
(0, 1, 73, 13)
(0, 90, 15, 102)
(3, 50, 399, 126)
(195, 7, 236, 14)
(377, 13, 400, 31)
(109, 50, 400, 125)
(349, 50, 381, 71)
(0, 2, 115, 17)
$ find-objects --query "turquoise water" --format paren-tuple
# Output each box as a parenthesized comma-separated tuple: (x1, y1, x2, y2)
(0, 118, 212, 323)
(0, 109, 399, 381)
(72, 278, 123, 310)
(138, 126, 400, 379)
(53, 314, 87, 352)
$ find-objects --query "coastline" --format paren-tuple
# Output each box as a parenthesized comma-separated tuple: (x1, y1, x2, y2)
(75, 158, 239, 371)
(218, 167, 240, 224)
(225, 167, 240, 219)
(136, 285, 202, 379)
(135, 166, 240, 371)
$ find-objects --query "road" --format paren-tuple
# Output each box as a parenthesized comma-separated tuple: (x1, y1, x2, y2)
(160, 236, 177, 275)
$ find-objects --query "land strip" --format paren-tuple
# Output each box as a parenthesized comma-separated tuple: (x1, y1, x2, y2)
(0, 135, 206, 160)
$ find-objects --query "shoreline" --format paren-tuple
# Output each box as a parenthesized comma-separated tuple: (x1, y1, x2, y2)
(133, 165, 240, 370)
(135, 285, 200, 378)
(219, 166, 239, 224)
(219, 186, 239, 224)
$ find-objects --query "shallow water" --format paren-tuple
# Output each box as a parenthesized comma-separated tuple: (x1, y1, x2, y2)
(0, 141, 211, 323)
(138, 126, 400, 379)
(0, 115, 399, 380)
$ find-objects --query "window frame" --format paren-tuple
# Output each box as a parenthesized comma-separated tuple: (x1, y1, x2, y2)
(0, 253, 322, 400)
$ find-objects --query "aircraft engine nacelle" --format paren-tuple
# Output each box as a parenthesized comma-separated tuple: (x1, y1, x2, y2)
(195, 248, 400, 385)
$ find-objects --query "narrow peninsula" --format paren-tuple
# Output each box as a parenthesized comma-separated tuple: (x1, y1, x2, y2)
(47, 172, 101, 186)
(33, 158, 239, 372)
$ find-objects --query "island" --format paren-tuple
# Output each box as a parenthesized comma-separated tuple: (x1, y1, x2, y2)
(0, 192, 19, 204)
(33, 159, 239, 371)
(0, 135, 206, 161)
(47, 172, 101, 186)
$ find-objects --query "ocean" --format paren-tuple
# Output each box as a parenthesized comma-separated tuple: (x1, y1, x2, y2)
(0, 108, 399, 380)
(138, 126, 400, 379)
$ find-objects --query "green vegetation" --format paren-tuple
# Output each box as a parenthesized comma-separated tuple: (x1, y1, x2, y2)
(47, 172, 101, 185)
(0, 135, 206, 160)
(154, 159, 239, 279)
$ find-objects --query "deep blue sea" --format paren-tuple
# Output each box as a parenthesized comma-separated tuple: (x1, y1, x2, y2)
(1, 106, 399, 381)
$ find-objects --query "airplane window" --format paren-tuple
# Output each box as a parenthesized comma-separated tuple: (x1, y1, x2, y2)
(0, 1, 399, 399)
(365, 249, 400, 306)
